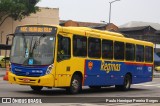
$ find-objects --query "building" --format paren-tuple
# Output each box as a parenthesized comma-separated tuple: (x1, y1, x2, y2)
(0, 7, 59, 56)
(119, 25, 160, 56)
(119, 26, 160, 43)
(60, 20, 118, 31)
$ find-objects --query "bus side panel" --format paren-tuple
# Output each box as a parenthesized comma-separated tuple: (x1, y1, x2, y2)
(55, 58, 85, 87)
(84, 60, 125, 86)
(84, 60, 153, 86)
(143, 65, 153, 81)
(125, 62, 153, 84)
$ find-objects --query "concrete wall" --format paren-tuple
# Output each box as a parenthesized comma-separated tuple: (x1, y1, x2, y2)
(0, 7, 59, 56)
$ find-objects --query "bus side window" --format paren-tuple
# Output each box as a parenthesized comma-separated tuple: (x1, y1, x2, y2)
(88, 37, 101, 58)
(102, 40, 113, 59)
(73, 35, 87, 57)
(57, 35, 71, 62)
(126, 43, 135, 61)
(114, 41, 124, 60)
(136, 45, 144, 62)
(145, 46, 153, 62)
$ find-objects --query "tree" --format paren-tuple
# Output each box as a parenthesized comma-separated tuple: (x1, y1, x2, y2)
(0, 0, 40, 26)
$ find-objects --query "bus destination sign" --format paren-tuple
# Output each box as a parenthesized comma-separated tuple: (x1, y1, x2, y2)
(16, 26, 56, 33)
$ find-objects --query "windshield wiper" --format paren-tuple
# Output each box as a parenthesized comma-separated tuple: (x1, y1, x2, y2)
(30, 34, 46, 57)
(21, 34, 29, 58)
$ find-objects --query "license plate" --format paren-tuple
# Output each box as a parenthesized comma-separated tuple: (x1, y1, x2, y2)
(23, 78, 30, 83)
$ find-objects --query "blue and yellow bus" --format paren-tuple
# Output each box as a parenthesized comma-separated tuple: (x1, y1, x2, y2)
(8, 25, 154, 94)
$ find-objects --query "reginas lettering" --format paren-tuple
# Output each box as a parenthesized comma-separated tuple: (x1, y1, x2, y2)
(100, 61, 121, 73)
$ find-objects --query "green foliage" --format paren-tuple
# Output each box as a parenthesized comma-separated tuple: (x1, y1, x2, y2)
(0, 0, 40, 25)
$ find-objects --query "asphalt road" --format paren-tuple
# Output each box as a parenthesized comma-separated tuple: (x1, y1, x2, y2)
(0, 77, 160, 106)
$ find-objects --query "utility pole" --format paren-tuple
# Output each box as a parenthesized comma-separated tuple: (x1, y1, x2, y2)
(109, 0, 120, 23)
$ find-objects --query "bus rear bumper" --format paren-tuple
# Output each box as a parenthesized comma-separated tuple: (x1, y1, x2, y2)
(8, 72, 54, 87)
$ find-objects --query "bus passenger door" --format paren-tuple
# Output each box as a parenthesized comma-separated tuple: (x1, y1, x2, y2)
(55, 34, 72, 87)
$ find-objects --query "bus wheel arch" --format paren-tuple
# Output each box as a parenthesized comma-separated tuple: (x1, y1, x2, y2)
(115, 73, 132, 91)
(66, 71, 83, 94)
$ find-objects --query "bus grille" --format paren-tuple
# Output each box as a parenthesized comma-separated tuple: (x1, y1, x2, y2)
(11, 64, 48, 77)
(14, 69, 44, 77)
(14, 70, 43, 77)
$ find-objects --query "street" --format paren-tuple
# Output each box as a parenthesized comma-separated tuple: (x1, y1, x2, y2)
(1, 0, 160, 106)
(0, 72, 160, 106)
(1, 78, 160, 97)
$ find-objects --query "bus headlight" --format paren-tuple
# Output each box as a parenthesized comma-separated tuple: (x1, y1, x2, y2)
(46, 64, 53, 75)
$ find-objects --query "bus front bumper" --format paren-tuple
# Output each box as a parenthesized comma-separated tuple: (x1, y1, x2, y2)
(8, 71, 54, 87)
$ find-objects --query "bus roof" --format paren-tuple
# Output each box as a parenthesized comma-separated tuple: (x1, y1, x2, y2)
(61, 26, 124, 37)
(16, 25, 154, 47)
(59, 26, 153, 47)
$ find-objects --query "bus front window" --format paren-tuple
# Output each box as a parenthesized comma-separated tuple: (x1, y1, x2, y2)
(10, 33, 55, 65)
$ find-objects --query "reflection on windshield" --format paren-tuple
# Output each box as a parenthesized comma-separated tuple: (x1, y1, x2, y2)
(10, 33, 55, 65)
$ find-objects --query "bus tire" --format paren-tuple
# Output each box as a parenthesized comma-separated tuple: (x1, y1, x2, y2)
(66, 74, 82, 94)
(89, 86, 101, 89)
(115, 74, 131, 91)
(30, 86, 43, 91)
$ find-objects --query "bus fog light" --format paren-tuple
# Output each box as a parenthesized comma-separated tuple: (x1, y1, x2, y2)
(46, 64, 53, 75)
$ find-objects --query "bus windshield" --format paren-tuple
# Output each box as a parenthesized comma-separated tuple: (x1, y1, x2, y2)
(10, 33, 55, 65)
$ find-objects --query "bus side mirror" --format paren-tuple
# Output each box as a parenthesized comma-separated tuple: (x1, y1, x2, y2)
(6, 33, 14, 45)
(6, 37, 9, 45)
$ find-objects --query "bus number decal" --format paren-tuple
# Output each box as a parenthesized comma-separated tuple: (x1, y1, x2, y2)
(148, 67, 152, 72)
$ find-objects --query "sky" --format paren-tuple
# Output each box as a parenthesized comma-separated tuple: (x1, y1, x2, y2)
(37, 0, 160, 26)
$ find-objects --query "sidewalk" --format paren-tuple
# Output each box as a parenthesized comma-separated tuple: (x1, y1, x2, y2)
(0, 68, 160, 78)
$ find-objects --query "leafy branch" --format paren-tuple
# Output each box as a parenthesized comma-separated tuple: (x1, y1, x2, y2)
(0, 0, 40, 26)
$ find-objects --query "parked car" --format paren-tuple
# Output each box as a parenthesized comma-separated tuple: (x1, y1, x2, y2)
(155, 66, 160, 72)
(0, 56, 10, 68)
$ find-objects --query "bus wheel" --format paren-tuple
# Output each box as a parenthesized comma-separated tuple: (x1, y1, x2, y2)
(66, 75, 82, 94)
(30, 86, 43, 91)
(115, 74, 131, 91)
(89, 86, 101, 89)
